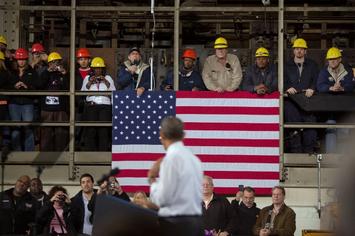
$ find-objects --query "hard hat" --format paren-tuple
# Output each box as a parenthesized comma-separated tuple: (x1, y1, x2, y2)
(90, 57, 105, 67)
(0, 51, 4, 60)
(292, 38, 308, 49)
(31, 43, 45, 53)
(76, 48, 91, 58)
(14, 48, 29, 60)
(48, 52, 62, 63)
(182, 48, 197, 60)
(214, 37, 228, 49)
(0, 35, 7, 46)
(255, 47, 269, 57)
(326, 47, 342, 60)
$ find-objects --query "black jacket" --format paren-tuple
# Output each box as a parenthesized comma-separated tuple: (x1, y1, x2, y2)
(202, 194, 237, 234)
(39, 70, 69, 112)
(0, 188, 37, 234)
(9, 66, 39, 105)
(242, 64, 278, 93)
(231, 200, 260, 236)
(284, 58, 319, 92)
(36, 201, 78, 236)
(0, 69, 12, 102)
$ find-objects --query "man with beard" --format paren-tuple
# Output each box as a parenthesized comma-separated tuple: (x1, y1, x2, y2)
(161, 48, 205, 91)
(284, 38, 319, 153)
(117, 47, 151, 96)
(0, 175, 37, 234)
(71, 173, 97, 235)
(202, 36, 243, 92)
(241, 47, 277, 95)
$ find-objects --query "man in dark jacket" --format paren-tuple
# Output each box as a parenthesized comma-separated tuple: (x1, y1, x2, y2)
(0, 175, 37, 234)
(30, 178, 50, 209)
(202, 176, 237, 236)
(284, 38, 319, 153)
(231, 187, 260, 236)
(116, 47, 151, 96)
(242, 47, 277, 95)
(253, 186, 296, 236)
(161, 48, 205, 91)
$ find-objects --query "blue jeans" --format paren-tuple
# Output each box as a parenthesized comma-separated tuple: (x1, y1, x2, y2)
(8, 104, 35, 151)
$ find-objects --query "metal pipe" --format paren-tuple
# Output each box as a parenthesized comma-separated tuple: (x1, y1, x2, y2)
(316, 154, 323, 218)
(278, 0, 285, 178)
(69, 0, 76, 180)
(173, 0, 180, 91)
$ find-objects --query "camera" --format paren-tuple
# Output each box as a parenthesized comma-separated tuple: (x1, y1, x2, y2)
(58, 194, 66, 202)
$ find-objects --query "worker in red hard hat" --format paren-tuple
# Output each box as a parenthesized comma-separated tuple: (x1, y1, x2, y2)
(161, 48, 205, 91)
(75, 48, 92, 90)
(8, 48, 39, 151)
(30, 42, 48, 77)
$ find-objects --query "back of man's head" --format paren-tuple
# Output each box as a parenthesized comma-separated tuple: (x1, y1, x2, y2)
(160, 116, 184, 141)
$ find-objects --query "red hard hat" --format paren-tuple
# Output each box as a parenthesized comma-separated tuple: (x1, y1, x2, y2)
(182, 48, 197, 60)
(14, 48, 29, 60)
(31, 43, 45, 53)
(76, 48, 91, 58)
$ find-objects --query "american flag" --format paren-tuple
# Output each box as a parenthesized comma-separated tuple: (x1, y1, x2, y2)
(112, 91, 280, 195)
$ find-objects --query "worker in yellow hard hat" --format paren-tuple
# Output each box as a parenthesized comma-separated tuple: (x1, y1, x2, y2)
(317, 47, 353, 93)
(241, 47, 277, 95)
(284, 38, 319, 153)
(117, 47, 150, 96)
(202, 36, 243, 92)
(39, 51, 69, 151)
(81, 56, 116, 151)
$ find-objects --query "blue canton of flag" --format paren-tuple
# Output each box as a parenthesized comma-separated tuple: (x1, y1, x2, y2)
(112, 91, 176, 145)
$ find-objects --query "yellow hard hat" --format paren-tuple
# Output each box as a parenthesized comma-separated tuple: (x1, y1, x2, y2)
(255, 47, 269, 57)
(214, 37, 228, 49)
(292, 38, 308, 49)
(0, 51, 4, 60)
(90, 57, 106, 67)
(48, 52, 62, 63)
(0, 35, 7, 46)
(326, 47, 342, 60)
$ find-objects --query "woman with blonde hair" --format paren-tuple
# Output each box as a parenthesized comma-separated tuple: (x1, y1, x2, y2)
(133, 191, 149, 208)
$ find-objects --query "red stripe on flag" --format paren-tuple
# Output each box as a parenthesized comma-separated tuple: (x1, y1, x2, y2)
(184, 138, 279, 147)
(213, 187, 273, 195)
(184, 123, 279, 131)
(197, 155, 279, 163)
(118, 170, 279, 180)
(176, 106, 279, 115)
(176, 91, 280, 99)
(121, 186, 274, 196)
(112, 153, 279, 163)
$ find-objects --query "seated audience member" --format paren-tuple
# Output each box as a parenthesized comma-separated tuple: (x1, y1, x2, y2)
(284, 38, 318, 153)
(30, 177, 50, 209)
(317, 47, 354, 152)
(241, 47, 277, 94)
(0, 51, 11, 148)
(133, 191, 149, 208)
(0, 175, 37, 235)
(36, 185, 78, 235)
(161, 48, 205, 91)
(9, 48, 39, 151)
(202, 37, 243, 92)
(71, 173, 97, 235)
(39, 52, 69, 151)
(81, 57, 115, 151)
(202, 175, 237, 236)
(30, 43, 48, 77)
(117, 47, 150, 96)
(253, 186, 296, 236)
(97, 176, 130, 201)
(231, 186, 260, 236)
